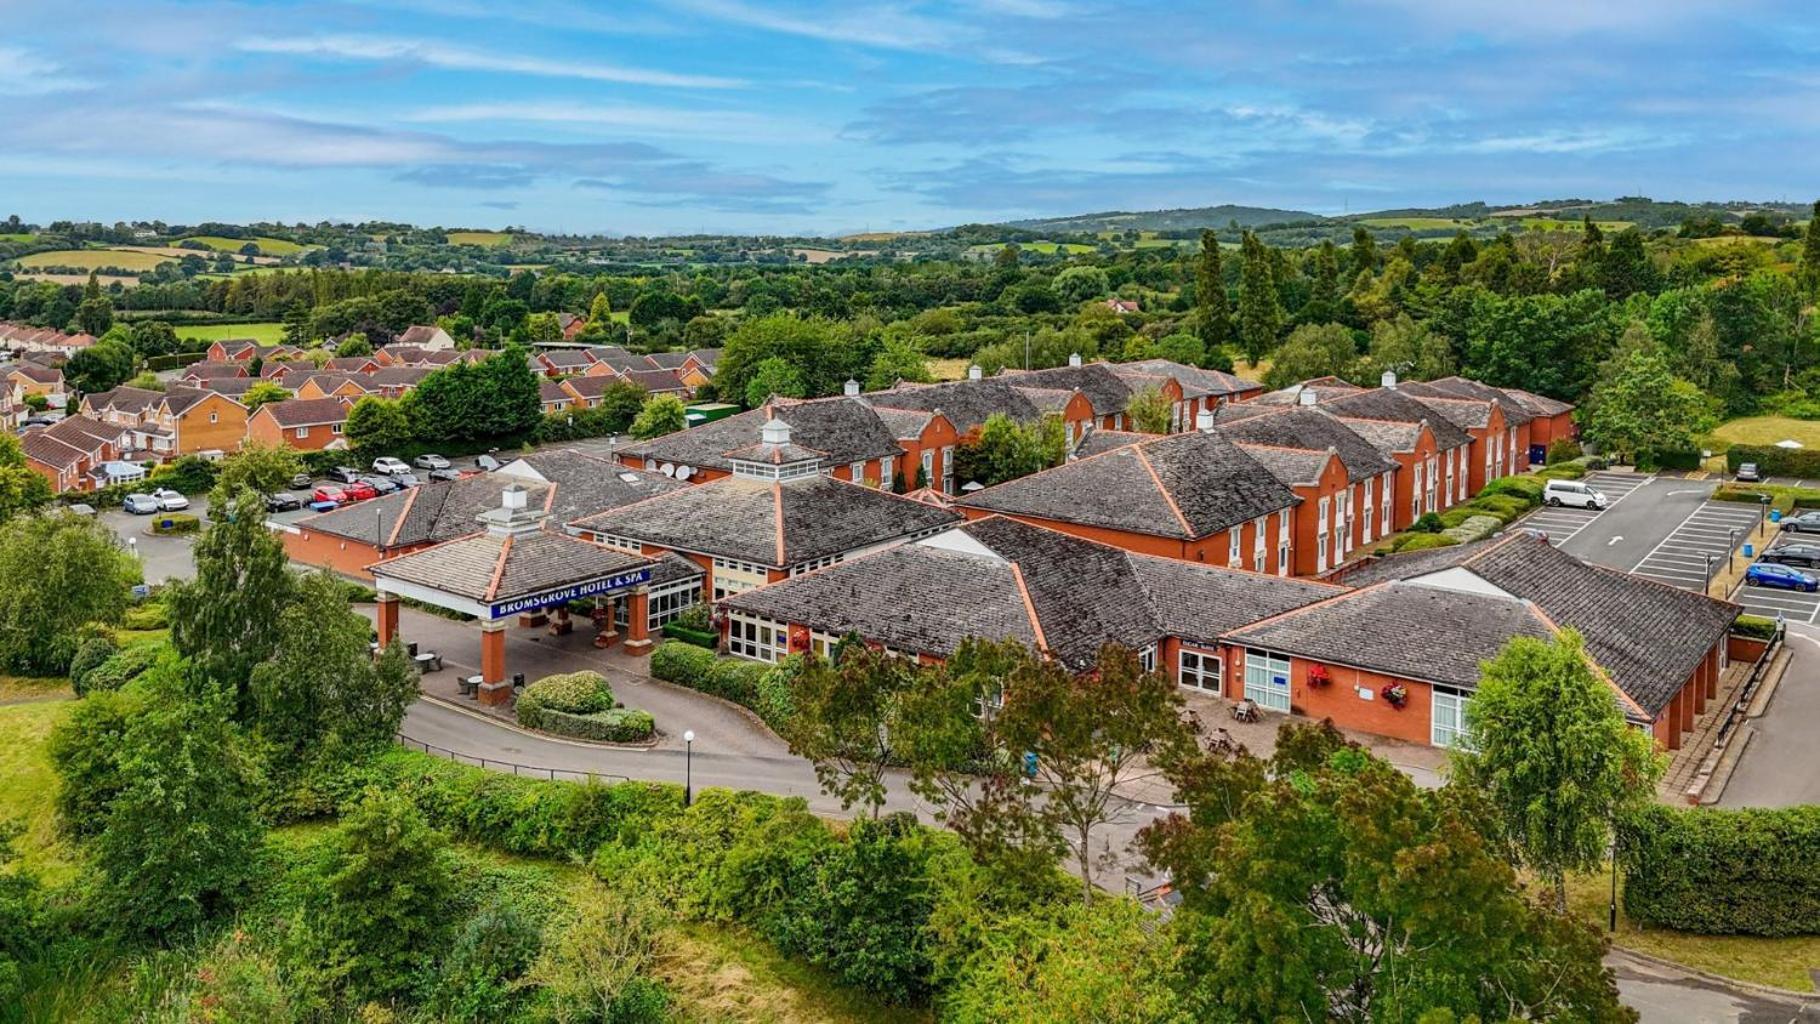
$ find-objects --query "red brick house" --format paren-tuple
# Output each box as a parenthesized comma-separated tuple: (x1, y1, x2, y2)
(246, 397, 351, 450)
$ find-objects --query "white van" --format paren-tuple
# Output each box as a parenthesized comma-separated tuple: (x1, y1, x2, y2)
(1543, 479, 1608, 510)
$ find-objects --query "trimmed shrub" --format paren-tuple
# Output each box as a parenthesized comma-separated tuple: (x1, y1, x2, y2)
(68, 635, 119, 697)
(650, 641, 716, 686)
(1652, 448, 1703, 471)
(1441, 515, 1501, 545)
(649, 640, 797, 733)
(122, 600, 168, 631)
(661, 622, 717, 649)
(1536, 461, 1586, 480)
(149, 512, 200, 535)
(82, 642, 164, 693)
(1480, 475, 1544, 503)
(1394, 532, 1458, 552)
(1411, 511, 1443, 534)
(1464, 494, 1532, 523)
(1545, 438, 1584, 465)
(1732, 615, 1780, 641)
(1619, 804, 1820, 936)
(521, 705, 655, 743)
(1438, 507, 1476, 529)
(520, 671, 614, 715)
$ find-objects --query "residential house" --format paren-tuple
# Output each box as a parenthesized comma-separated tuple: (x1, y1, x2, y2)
(177, 360, 251, 383)
(19, 415, 128, 492)
(246, 397, 352, 451)
(395, 324, 455, 351)
(79, 386, 247, 459)
(539, 380, 576, 414)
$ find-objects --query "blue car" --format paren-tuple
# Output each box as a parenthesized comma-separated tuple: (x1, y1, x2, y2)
(1745, 562, 1818, 592)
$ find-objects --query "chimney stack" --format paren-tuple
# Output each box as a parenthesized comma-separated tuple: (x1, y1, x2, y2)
(968, 363, 982, 381)
(1381, 369, 1398, 389)
(1298, 386, 1318, 407)
(1068, 352, 1082, 367)
(1195, 408, 1215, 433)
(501, 483, 528, 511)
(844, 378, 860, 397)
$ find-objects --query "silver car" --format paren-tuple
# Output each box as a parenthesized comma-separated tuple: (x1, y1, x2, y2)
(414, 453, 451, 470)
(123, 493, 161, 515)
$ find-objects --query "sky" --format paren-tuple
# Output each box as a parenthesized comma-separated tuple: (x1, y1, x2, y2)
(2, 0, 1818, 236)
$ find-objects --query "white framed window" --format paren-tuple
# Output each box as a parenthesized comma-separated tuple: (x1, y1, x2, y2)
(1277, 508, 1291, 576)
(1180, 649, 1222, 693)
(592, 533, 643, 552)
(974, 680, 1005, 720)
(1316, 497, 1330, 573)
(920, 448, 933, 485)
(332, 423, 343, 435)
(1138, 645, 1157, 672)
(294, 426, 307, 439)
(1445, 450, 1457, 506)
(941, 445, 955, 493)
(613, 580, 700, 632)
(849, 460, 864, 482)
(209, 411, 218, 423)
(1456, 448, 1468, 501)
(711, 557, 770, 600)
(790, 553, 844, 576)
(881, 454, 895, 485)
(1432, 685, 1473, 749)
(1228, 528, 1242, 567)
(727, 612, 787, 663)
(1363, 487, 1374, 544)
(1243, 649, 1292, 712)
(1411, 463, 1423, 521)
(1252, 515, 1266, 573)
(1335, 490, 1350, 557)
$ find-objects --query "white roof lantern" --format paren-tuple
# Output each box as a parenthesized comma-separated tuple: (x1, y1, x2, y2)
(761, 417, 792, 445)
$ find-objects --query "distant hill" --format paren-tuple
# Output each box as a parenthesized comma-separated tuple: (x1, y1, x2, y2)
(1005, 204, 1318, 235)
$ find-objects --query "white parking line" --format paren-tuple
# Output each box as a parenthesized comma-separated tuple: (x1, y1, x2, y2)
(1520, 473, 1651, 544)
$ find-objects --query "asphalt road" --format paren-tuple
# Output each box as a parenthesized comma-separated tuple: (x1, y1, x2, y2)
(1557, 474, 1720, 569)
(1723, 623, 1820, 809)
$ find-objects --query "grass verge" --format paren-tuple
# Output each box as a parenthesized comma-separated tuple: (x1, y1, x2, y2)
(0, 700, 78, 885)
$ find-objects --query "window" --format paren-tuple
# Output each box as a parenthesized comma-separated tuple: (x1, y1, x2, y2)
(712, 557, 770, 600)
(790, 553, 844, 576)
(1432, 685, 1473, 749)
(593, 533, 643, 552)
(1316, 498, 1330, 573)
(1138, 645, 1157, 672)
(920, 448, 933, 486)
(941, 446, 955, 493)
(1445, 450, 1457, 506)
(727, 612, 786, 663)
(1362, 488, 1374, 544)
(1456, 448, 1467, 501)
(1424, 455, 1438, 514)
(1335, 491, 1350, 557)
(881, 454, 895, 485)
(974, 681, 1005, 719)
(209, 411, 218, 423)
(1180, 649, 1222, 693)
(295, 426, 308, 439)
(613, 580, 701, 632)
(1228, 528, 1242, 567)
(1243, 650, 1291, 712)
(332, 423, 343, 435)
(849, 460, 865, 482)
(1252, 515, 1266, 573)
(1277, 508, 1291, 576)
(1411, 463, 1423, 521)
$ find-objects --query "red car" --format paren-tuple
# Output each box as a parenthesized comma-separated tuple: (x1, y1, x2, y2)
(312, 485, 348, 506)
(341, 480, 379, 502)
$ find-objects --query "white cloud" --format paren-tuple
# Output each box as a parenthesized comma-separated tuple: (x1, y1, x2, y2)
(0, 45, 89, 94)
(235, 34, 744, 89)
(403, 100, 831, 142)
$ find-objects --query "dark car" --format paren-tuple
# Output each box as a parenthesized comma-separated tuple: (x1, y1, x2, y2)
(1759, 543, 1820, 568)
(1746, 562, 1819, 592)
(290, 472, 313, 489)
(328, 465, 363, 484)
(1781, 511, 1820, 533)
(359, 475, 401, 496)
(265, 491, 304, 513)
(1736, 462, 1762, 483)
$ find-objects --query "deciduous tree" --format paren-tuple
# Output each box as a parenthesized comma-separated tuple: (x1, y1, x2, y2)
(1582, 346, 1712, 465)
(167, 486, 295, 709)
(783, 647, 912, 818)
(1236, 231, 1282, 364)
(1263, 322, 1359, 389)
(0, 513, 135, 674)
(0, 434, 52, 521)
(344, 395, 412, 460)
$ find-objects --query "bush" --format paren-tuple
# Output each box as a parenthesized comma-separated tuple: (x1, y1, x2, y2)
(1731, 615, 1780, 641)
(649, 641, 797, 733)
(1479, 475, 1544, 503)
(1394, 532, 1459, 553)
(150, 512, 200, 535)
(1411, 511, 1443, 533)
(122, 600, 168, 631)
(1619, 804, 1820, 936)
(1441, 515, 1501, 545)
(1536, 461, 1587, 480)
(149, 455, 218, 495)
(1463, 494, 1532, 524)
(1438, 507, 1476, 529)
(520, 705, 655, 743)
(1726, 443, 1820, 479)
(650, 641, 716, 686)
(661, 622, 717, 648)
(1545, 438, 1584, 465)
(82, 642, 165, 693)
(68, 635, 119, 696)
(1651, 448, 1704, 471)
(520, 670, 615, 715)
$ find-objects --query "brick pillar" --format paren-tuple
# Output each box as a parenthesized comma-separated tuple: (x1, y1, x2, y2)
(1706, 646, 1719, 700)
(1691, 663, 1707, 716)
(623, 587, 653, 655)
(1679, 681, 1696, 734)
(376, 593, 400, 647)
(477, 621, 511, 706)
(1664, 693, 1683, 750)
(593, 594, 621, 648)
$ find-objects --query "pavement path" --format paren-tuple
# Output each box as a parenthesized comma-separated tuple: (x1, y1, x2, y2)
(1722, 623, 1820, 808)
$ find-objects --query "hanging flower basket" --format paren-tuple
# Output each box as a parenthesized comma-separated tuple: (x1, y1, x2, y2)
(1381, 683, 1409, 709)
(1307, 665, 1332, 688)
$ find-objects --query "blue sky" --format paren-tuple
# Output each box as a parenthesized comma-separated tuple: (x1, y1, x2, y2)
(2, 0, 1817, 236)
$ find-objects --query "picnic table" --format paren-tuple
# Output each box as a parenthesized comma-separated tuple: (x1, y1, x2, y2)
(413, 651, 443, 673)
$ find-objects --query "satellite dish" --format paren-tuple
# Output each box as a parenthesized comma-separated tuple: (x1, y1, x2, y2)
(676, 465, 694, 481)
(659, 463, 676, 477)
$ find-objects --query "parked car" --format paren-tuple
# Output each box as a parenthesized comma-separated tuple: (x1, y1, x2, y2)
(1736, 462, 1762, 483)
(290, 472, 313, 489)
(414, 453, 451, 470)
(311, 485, 348, 506)
(19, 417, 54, 428)
(427, 467, 460, 483)
(66, 503, 96, 517)
(372, 456, 410, 475)
(392, 472, 421, 488)
(342, 480, 379, 502)
(475, 454, 500, 472)
(1542, 479, 1608, 510)
(150, 488, 190, 512)
(360, 475, 401, 496)
(1780, 510, 1820, 533)
(1759, 543, 1820, 568)
(1745, 562, 1819, 592)
(123, 493, 161, 515)
(265, 491, 304, 513)
(329, 465, 363, 484)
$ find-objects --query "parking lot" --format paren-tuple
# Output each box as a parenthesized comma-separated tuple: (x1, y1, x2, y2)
(1734, 530, 1820, 623)
(1519, 471, 1651, 544)
(1629, 500, 1768, 591)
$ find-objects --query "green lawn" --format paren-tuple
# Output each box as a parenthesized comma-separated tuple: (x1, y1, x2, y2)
(0, 700, 78, 885)
(1518, 218, 1633, 233)
(14, 249, 172, 271)
(1356, 217, 1478, 231)
(1565, 870, 1820, 992)
(170, 322, 288, 345)
(447, 230, 515, 246)
(0, 232, 36, 243)
(1707, 415, 1820, 450)
(175, 235, 309, 255)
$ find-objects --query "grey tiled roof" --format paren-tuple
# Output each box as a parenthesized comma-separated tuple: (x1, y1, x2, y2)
(1407, 376, 1536, 425)
(1112, 359, 1261, 398)
(199, 376, 284, 398)
(1234, 443, 1333, 487)
(1405, 394, 1492, 430)
(618, 368, 689, 393)
(1332, 416, 1423, 457)
(1213, 406, 1395, 483)
(1226, 580, 1556, 690)
(961, 430, 1298, 540)
(260, 397, 348, 427)
(998, 363, 1135, 416)
(1338, 534, 1740, 716)
(1322, 387, 1474, 450)
(1500, 386, 1574, 418)
(725, 516, 1337, 666)
(1072, 429, 1148, 458)
(570, 474, 963, 567)
(870, 405, 935, 438)
(868, 378, 1052, 434)
(1253, 377, 1366, 405)
(643, 351, 689, 370)
(373, 527, 653, 603)
(618, 396, 904, 472)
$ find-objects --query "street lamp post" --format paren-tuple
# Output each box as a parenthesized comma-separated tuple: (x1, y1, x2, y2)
(1705, 552, 1717, 594)
(1728, 527, 1740, 571)
(1608, 832, 1620, 932)
(683, 729, 695, 807)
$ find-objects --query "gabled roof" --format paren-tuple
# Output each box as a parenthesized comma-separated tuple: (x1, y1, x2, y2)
(258, 397, 350, 427)
(1253, 377, 1366, 406)
(159, 386, 233, 416)
(539, 349, 596, 368)
(1234, 443, 1337, 488)
(85, 386, 164, 415)
(198, 376, 282, 398)
(395, 325, 453, 348)
(1332, 416, 1424, 457)
(1339, 534, 1740, 717)
(619, 396, 904, 473)
(21, 431, 88, 470)
(1500, 386, 1574, 418)
(617, 368, 689, 393)
(1213, 406, 1396, 483)
(1321, 386, 1474, 450)
(867, 377, 1055, 434)
(1112, 359, 1261, 399)
(997, 362, 1138, 417)
(724, 516, 1339, 667)
(643, 351, 690, 370)
(1405, 394, 1493, 430)
(569, 472, 962, 567)
(6, 364, 63, 384)
(179, 360, 248, 379)
(42, 414, 125, 449)
(365, 366, 432, 389)
(373, 527, 654, 604)
(1403, 376, 1535, 425)
(961, 429, 1298, 540)
(539, 380, 571, 405)
(1072, 428, 1149, 459)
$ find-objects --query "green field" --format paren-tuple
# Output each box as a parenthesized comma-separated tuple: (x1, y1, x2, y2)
(1708, 415, 1820, 450)
(176, 234, 308, 255)
(0, 232, 36, 243)
(170, 321, 288, 345)
(968, 240, 1096, 256)
(0, 700, 77, 885)
(1356, 217, 1479, 231)
(13, 248, 173, 271)
(447, 230, 515, 246)
(1518, 218, 1633, 233)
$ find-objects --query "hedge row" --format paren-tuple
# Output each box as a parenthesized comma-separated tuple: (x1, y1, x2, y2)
(661, 622, 717, 649)
(1731, 614, 1780, 640)
(1618, 804, 1820, 936)
(650, 641, 796, 733)
(1725, 444, 1820, 478)
(519, 704, 654, 743)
